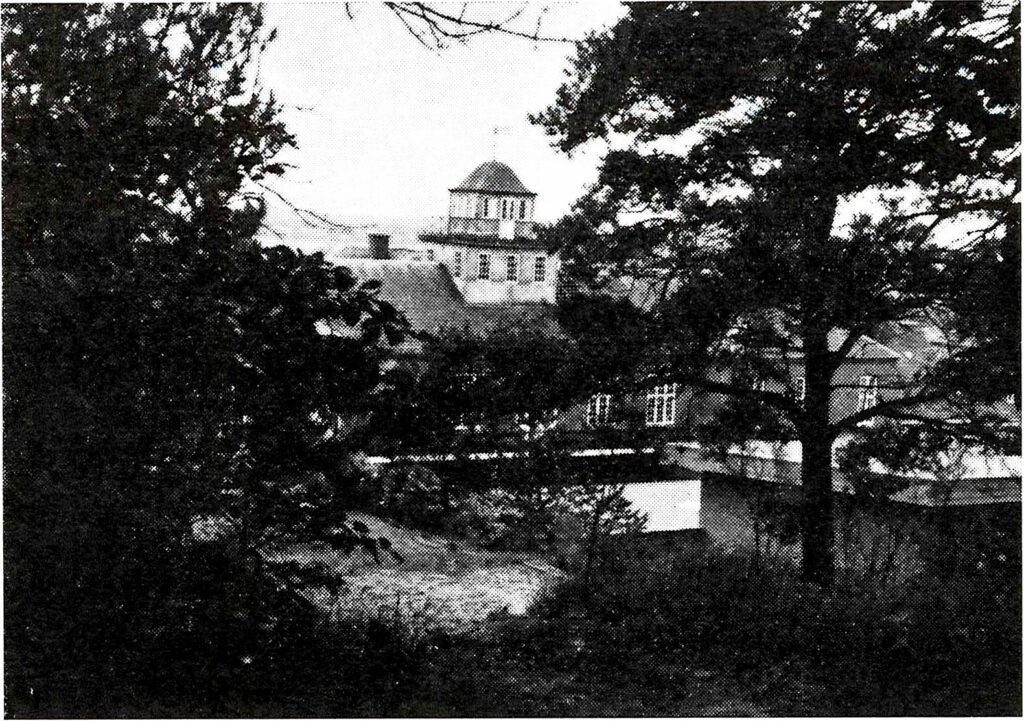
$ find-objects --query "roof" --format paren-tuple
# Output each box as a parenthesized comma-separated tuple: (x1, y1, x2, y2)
(418, 232, 552, 252)
(339, 260, 472, 335)
(873, 316, 961, 377)
(327, 246, 420, 260)
(325, 259, 564, 351)
(450, 161, 536, 196)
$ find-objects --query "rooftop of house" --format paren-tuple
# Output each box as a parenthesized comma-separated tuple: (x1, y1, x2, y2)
(418, 232, 553, 251)
(450, 160, 536, 196)
(324, 258, 563, 352)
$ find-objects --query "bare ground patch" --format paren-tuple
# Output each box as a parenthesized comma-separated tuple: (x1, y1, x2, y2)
(263, 512, 567, 632)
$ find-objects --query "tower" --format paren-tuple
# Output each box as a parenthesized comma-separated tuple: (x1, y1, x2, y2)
(419, 160, 559, 304)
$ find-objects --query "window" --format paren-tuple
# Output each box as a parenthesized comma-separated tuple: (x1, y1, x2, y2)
(646, 384, 677, 426)
(534, 256, 546, 282)
(478, 253, 491, 280)
(483, 198, 490, 217)
(506, 255, 518, 281)
(857, 375, 879, 412)
(426, 249, 435, 261)
(519, 199, 527, 219)
(452, 250, 462, 278)
(794, 376, 806, 400)
(501, 199, 508, 219)
(587, 394, 612, 426)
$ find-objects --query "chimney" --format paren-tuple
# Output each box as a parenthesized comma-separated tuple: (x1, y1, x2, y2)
(368, 233, 390, 260)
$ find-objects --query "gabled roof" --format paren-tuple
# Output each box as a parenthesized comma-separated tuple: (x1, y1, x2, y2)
(451, 161, 536, 196)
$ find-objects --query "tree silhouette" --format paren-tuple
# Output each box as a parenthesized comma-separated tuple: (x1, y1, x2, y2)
(3, 5, 402, 712)
(534, 2, 1019, 584)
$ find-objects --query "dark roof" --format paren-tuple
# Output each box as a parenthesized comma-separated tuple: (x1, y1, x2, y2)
(339, 260, 472, 335)
(328, 246, 420, 260)
(325, 259, 564, 351)
(418, 232, 551, 252)
(450, 161, 536, 196)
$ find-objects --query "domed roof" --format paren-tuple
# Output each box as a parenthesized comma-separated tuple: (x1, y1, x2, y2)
(451, 160, 536, 196)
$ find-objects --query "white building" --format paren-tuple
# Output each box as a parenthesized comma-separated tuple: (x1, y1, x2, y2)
(419, 160, 560, 304)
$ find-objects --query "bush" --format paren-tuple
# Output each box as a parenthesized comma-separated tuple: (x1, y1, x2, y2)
(406, 539, 1021, 716)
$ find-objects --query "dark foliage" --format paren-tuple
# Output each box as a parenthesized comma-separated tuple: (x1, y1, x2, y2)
(3, 6, 404, 714)
(396, 539, 1021, 716)
(535, 1, 1020, 583)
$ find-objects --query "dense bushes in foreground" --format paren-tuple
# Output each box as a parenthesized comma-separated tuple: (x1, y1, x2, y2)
(7, 529, 1018, 717)
(398, 538, 1021, 717)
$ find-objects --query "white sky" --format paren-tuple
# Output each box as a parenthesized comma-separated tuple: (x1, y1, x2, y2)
(255, 2, 995, 249)
(259, 2, 628, 225)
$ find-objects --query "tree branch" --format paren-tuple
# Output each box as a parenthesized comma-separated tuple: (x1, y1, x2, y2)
(383, 2, 575, 46)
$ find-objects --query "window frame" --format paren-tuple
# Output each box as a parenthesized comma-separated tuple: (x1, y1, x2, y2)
(533, 256, 546, 282)
(856, 374, 879, 413)
(586, 393, 612, 427)
(645, 383, 678, 426)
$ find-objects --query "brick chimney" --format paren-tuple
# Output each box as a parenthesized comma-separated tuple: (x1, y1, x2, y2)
(368, 233, 390, 260)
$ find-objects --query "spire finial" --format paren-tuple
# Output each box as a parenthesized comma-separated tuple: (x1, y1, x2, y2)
(491, 125, 509, 160)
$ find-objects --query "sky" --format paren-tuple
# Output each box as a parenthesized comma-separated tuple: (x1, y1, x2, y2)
(254, 2, 986, 252)
(259, 2, 628, 229)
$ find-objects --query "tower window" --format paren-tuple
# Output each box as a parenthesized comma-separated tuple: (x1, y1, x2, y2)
(483, 198, 490, 217)
(533, 256, 546, 282)
(519, 199, 527, 219)
(478, 253, 490, 280)
(501, 199, 508, 219)
(506, 255, 518, 281)
(453, 251, 462, 278)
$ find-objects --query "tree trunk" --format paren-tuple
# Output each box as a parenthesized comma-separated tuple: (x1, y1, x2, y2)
(800, 430, 835, 585)
(800, 333, 835, 585)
